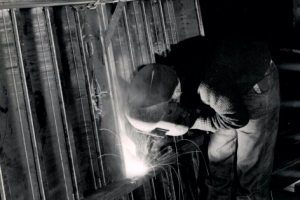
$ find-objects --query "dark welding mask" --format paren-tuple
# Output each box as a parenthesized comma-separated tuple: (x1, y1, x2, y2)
(125, 64, 196, 137)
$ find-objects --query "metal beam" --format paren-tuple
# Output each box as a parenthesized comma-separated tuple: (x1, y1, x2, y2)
(44, 7, 80, 200)
(0, 0, 134, 9)
(141, 1, 155, 63)
(65, 5, 99, 190)
(194, 0, 205, 36)
(11, 8, 47, 200)
(165, 0, 178, 44)
(158, 0, 170, 51)
(123, 4, 136, 69)
(96, 4, 129, 183)
(104, 2, 126, 49)
(74, 7, 106, 187)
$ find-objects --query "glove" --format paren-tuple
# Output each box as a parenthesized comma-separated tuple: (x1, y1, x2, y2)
(161, 102, 200, 136)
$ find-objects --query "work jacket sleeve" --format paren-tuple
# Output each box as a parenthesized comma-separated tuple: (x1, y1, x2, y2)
(192, 73, 250, 132)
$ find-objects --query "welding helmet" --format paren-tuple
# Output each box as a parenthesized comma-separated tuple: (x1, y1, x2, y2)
(125, 64, 196, 137)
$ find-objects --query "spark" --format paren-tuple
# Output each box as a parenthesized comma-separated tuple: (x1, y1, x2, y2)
(126, 159, 148, 178)
(99, 128, 121, 141)
(178, 139, 209, 176)
(149, 162, 184, 199)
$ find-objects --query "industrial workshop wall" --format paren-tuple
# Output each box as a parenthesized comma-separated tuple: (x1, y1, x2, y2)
(0, 0, 205, 200)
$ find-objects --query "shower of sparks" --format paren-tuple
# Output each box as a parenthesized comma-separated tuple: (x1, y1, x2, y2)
(113, 117, 207, 200)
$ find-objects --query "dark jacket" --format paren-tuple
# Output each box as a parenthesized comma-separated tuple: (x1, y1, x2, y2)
(159, 36, 272, 132)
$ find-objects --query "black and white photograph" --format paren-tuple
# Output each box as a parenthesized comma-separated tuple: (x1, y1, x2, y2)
(0, 0, 298, 199)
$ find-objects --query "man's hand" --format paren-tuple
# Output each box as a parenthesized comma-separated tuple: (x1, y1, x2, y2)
(164, 107, 200, 136)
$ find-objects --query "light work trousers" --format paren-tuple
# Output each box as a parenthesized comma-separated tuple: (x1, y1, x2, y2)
(206, 61, 280, 200)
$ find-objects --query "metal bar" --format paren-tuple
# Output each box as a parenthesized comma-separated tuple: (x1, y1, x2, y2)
(130, 192, 134, 200)
(0, 164, 6, 200)
(97, 5, 128, 182)
(73, 7, 106, 187)
(132, 1, 148, 64)
(191, 151, 200, 197)
(104, 2, 126, 49)
(96, 5, 121, 146)
(173, 137, 183, 199)
(157, 0, 170, 51)
(122, 196, 128, 200)
(140, 1, 155, 63)
(165, 0, 174, 44)
(0, 0, 137, 9)
(168, 167, 176, 200)
(10, 8, 46, 200)
(142, 180, 153, 200)
(151, 0, 166, 56)
(123, 5, 136, 69)
(2, 9, 36, 200)
(166, 0, 178, 44)
(44, 7, 80, 200)
(36, 7, 72, 199)
(162, 0, 172, 44)
(65, 6, 98, 191)
(194, 0, 205, 36)
(150, 0, 162, 55)
(160, 173, 167, 200)
(151, 178, 157, 200)
(116, 21, 132, 80)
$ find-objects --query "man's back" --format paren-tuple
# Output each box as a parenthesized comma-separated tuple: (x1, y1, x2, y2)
(160, 36, 272, 111)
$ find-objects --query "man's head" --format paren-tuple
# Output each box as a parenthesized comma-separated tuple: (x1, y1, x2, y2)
(125, 64, 195, 137)
(128, 64, 180, 107)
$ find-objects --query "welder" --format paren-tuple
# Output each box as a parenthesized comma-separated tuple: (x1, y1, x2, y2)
(125, 35, 280, 200)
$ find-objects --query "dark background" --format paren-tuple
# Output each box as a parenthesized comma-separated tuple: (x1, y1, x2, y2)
(200, 0, 293, 50)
